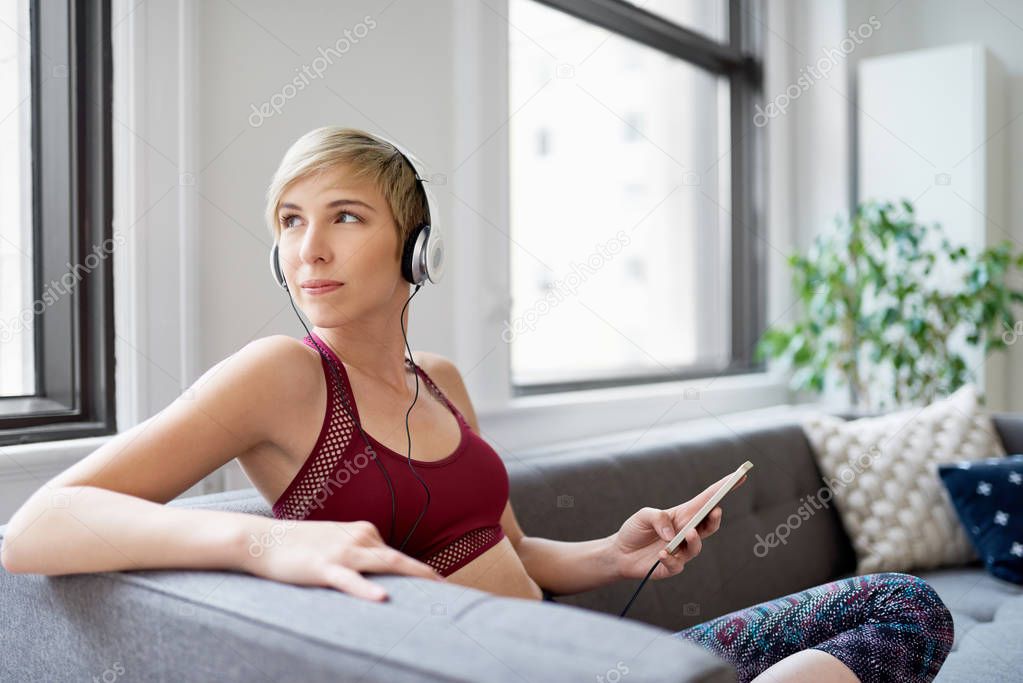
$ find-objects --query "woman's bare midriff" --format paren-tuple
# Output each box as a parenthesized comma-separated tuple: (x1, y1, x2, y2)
(442, 536, 543, 601)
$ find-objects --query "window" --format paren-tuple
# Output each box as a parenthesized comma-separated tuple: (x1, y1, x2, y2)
(1, 1, 34, 399)
(620, 0, 728, 43)
(508, 0, 764, 395)
(0, 0, 116, 445)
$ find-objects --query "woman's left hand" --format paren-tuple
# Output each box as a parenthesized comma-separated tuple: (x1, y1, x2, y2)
(608, 472, 746, 581)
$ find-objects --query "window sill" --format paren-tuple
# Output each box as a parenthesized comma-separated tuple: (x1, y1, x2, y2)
(0, 370, 803, 512)
(476, 368, 798, 453)
(0, 436, 110, 483)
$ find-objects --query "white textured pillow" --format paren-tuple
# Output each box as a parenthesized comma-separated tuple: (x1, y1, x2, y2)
(802, 384, 1005, 573)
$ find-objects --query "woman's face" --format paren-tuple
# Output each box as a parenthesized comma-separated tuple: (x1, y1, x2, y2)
(275, 163, 404, 325)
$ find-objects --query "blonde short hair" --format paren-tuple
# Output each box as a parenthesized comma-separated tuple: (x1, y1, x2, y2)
(264, 126, 429, 260)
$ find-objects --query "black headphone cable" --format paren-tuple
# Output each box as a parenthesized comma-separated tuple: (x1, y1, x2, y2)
(283, 281, 430, 553)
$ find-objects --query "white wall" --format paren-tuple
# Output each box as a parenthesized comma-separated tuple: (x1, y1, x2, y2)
(197, 0, 457, 365)
(761, 0, 1023, 410)
(844, 0, 1022, 409)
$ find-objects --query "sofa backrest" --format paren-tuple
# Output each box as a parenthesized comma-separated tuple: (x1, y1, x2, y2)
(991, 412, 1023, 455)
(505, 405, 858, 630)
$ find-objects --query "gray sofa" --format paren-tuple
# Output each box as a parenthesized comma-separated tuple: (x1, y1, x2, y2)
(3, 404, 1021, 681)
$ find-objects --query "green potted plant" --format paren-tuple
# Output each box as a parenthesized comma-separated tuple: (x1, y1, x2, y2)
(755, 199, 1023, 411)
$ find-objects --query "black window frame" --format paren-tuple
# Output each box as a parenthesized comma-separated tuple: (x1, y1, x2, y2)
(511, 0, 766, 397)
(0, 0, 116, 445)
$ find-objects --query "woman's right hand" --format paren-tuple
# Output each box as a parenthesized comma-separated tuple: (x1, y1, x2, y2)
(240, 518, 445, 601)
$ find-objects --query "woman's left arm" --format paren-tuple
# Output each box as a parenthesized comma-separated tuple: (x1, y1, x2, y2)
(502, 497, 725, 597)
(415, 352, 730, 596)
(500, 501, 620, 596)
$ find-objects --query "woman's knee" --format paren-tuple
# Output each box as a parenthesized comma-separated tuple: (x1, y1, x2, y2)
(870, 573, 955, 648)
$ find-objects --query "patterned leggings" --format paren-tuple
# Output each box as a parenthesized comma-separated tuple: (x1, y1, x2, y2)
(670, 572, 955, 683)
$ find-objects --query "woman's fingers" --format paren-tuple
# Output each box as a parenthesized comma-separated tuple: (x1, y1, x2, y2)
(323, 564, 389, 601)
(359, 545, 446, 582)
(677, 527, 702, 562)
(658, 545, 686, 574)
(323, 545, 446, 601)
(697, 507, 722, 537)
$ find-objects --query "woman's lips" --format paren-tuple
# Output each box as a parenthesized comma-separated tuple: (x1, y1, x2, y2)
(301, 283, 343, 295)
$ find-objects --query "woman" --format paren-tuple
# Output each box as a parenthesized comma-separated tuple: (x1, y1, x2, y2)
(2, 127, 953, 683)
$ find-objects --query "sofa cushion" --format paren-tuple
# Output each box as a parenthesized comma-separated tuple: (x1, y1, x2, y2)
(915, 566, 1023, 681)
(939, 454, 1023, 585)
(801, 384, 1003, 574)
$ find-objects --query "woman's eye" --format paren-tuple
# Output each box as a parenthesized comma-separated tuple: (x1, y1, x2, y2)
(280, 211, 360, 229)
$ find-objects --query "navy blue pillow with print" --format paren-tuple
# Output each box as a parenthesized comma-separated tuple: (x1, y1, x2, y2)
(938, 454, 1023, 585)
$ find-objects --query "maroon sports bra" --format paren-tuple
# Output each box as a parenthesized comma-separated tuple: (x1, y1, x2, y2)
(272, 332, 510, 576)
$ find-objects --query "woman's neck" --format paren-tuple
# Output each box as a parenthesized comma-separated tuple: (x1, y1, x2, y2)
(312, 323, 413, 394)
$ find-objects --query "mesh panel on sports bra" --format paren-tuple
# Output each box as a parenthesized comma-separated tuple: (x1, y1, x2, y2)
(274, 353, 358, 520)
(423, 526, 504, 576)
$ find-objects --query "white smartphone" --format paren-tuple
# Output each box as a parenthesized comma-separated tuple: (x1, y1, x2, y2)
(665, 460, 753, 555)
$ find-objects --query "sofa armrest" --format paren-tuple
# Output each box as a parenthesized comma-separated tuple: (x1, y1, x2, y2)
(990, 412, 1023, 454)
(0, 521, 735, 682)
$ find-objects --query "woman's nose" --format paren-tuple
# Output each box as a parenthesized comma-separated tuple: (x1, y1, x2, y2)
(298, 221, 332, 264)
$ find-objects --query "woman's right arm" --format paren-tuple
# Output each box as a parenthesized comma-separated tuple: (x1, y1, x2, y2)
(0, 335, 442, 601)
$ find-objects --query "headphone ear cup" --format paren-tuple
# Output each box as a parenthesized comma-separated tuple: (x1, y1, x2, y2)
(401, 223, 445, 285)
(270, 242, 287, 290)
(401, 224, 425, 284)
(423, 225, 445, 283)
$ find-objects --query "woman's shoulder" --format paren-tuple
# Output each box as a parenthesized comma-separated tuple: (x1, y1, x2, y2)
(230, 335, 327, 402)
(411, 351, 480, 433)
(241, 334, 321, 366)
